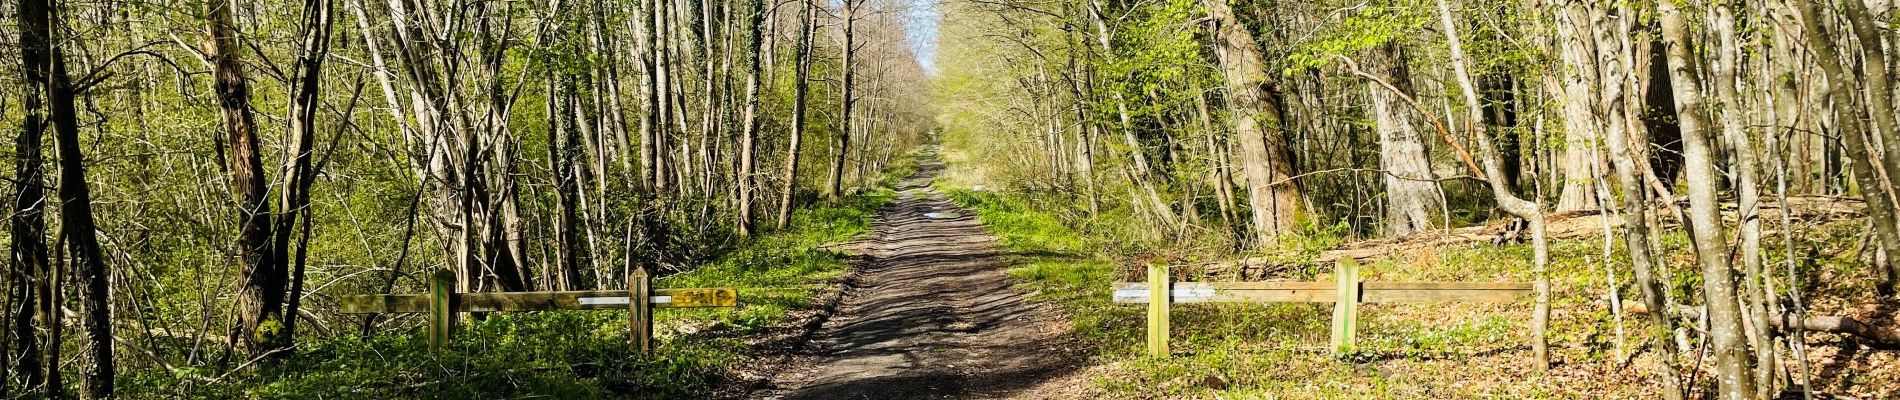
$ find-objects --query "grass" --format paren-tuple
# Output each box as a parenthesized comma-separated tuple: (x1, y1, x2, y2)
(938, 183, 1887, 398)
(122, 164, 917, 399)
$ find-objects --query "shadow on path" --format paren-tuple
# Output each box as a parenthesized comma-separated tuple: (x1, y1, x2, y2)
(761, 151, 1078, 399)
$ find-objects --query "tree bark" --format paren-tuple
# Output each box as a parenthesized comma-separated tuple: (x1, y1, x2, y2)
(776, 0, 816, 229)
(1603, 4, 1683, 398)
(1638, 38, 1685, 187)
(1656, 2, 1757, 398)
(36, 0, 115, 393)
(1090, 0, 1178, 232)
(206, 0, 287, 355)
(1203, 0, 1303, 246)
(1435, 0, 1550, 369)
(1553, 4, 1603, 212)
(276, 0, 336, 344)
(1838, 0, 1900, 292)
(1479, 75, 1522, 189)
(1365, 42, 1440, 237)
(11, 0, 55, 392)
(1794, 0, 1900, 295)
(827, 0, 857, 201)
(737, 0, 765, 236)
(1705, 3, 1777, 393)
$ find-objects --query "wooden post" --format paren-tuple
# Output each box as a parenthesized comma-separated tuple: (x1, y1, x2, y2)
(1330, 259, 1360, 356)
(428, 269, 456, 352)
(1146, 263, 1169, 358)
(630, 267, 652, 353)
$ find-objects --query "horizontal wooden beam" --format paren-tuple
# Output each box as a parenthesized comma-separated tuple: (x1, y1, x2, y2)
(1110, 281, 1530, 304)
(338, 288, 738, 314)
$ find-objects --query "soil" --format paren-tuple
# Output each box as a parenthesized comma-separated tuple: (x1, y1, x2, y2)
(747, 155, 1086, 399)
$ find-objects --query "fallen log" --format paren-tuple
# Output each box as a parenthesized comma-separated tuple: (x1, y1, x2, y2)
(1625, 303, 1900, 343)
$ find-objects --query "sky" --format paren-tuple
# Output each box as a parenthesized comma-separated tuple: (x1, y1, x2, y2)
(899, 0, 942, 74)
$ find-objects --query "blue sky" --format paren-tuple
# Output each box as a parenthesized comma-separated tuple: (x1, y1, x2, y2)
(900, 0, 941, 74)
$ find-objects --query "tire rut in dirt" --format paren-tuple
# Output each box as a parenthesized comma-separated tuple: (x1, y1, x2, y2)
(762, 157, 1075, 399)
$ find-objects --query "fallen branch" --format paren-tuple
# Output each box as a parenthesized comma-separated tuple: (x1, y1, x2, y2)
(1625, 304, 1900, 343)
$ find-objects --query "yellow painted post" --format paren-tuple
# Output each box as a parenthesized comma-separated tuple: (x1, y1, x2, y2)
(1330, 259, 1359, 356)
(1146, 263, 1170, 358)
(428, 269, 456, 352)
(630, 267, 652, 353)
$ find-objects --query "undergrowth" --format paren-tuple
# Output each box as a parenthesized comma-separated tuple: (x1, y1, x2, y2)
(123, 164, 914, 399)
(941, 183, 1878, 398)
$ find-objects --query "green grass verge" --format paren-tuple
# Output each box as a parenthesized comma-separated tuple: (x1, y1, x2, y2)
(123, 184, 905, 399)
(939, 186, 1860, 398)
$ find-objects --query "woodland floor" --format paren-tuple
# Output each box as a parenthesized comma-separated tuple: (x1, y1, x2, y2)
(748, 152, 1089, 399)
(719, 149, 1898, 399)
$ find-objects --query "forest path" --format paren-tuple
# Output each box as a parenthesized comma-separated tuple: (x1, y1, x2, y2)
(758, 150, 1080, 399)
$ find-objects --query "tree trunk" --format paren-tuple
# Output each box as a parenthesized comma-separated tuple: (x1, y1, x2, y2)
(1839, 0, 1900, 292)
(1704, 3, 1778, 393)
(276, 0, 336, 344)
(639, 0, 660, 191)
(1656, 2, 1757, 398)
(1638, 38, 1685, 187)
(1435, 0, 1550, 369)
(736, 0, 765, 236)
(1088, 0, 1178, 233)
(11, 0, 54, 392)
(1604, 4, 1683, 397)
(1552, 5, 1602, 212)
(1596, 3, 1687, 396)
(37, 0, 114, 393)
(1196, 89, 1239, 230)
(776, 0, 816, 229)
(1365, 42, 1440, 237)
(554, 74, 591, 290)
(479, 4, 528, 292)
(1794, 0, 1900, 294)
(827, 0, 857, 201)
(1203, 0, 1303, 246)
(206, 0, 287, 356)
(1479, 74, 1522, 189)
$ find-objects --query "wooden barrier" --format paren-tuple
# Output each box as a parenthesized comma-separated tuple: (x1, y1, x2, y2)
(1331, 260, 1359, 354)
(1114, 259, 1533, 357)
(341, 267, 736, 353)
(1146, 263, 1168, 357)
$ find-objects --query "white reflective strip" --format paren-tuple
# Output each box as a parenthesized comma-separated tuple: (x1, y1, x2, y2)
(1110, 288, 1216, 303)
(651, 295, 673, 304)
(1178, 286, 1216, 300)
(579, 297, 631, 305)
(1113, 289, 1148, 303)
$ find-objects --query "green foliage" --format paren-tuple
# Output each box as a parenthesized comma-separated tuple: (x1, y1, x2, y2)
(1284, 3, 1430, 73)
(945, 175, 1873, 397)
(116, 179, 900, 399)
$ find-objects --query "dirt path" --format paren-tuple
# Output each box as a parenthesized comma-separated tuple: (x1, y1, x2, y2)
(757, 154, 1079, 399)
